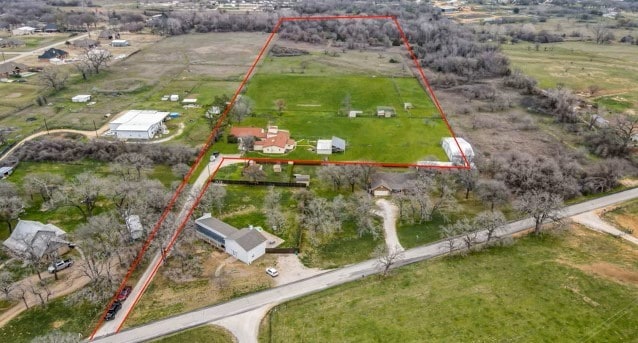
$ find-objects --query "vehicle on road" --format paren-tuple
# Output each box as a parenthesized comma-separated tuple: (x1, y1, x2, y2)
(104, 301, 122, 321)
(47, 259, 73, 273)
(266, 267, 279, 277)
(117, 286, 133, 302)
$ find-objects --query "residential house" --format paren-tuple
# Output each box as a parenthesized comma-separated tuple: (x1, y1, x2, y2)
(195, 214, 267, 264)
(348, 110, 362, 118)
(43, 23, 59, 33)
(12, 26, 36, 35)
(230, 126, 296, 154)
(0, 62, 27, 78)
(3, 220, 70, 260)
(369, 172, 418, 196)
(441, 137, 475, 165)
(376, 106, 396, 118)
(38, 48, 68, 62)
(98, 30, 120, 40)
(72, 38, 99, 49)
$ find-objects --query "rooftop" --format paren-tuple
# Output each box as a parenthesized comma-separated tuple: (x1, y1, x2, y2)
(195, 214, 239, 238)
(111, 110, 169, 132)
(227, 227, 267, 251)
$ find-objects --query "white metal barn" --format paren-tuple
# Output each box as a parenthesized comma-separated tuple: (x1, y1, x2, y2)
(441, 137, 475, 165)
(316, 139, 333, 155)
(12, 26, 35, 35)
(109, 110, 169, 140)
(224, 226, 268, 265)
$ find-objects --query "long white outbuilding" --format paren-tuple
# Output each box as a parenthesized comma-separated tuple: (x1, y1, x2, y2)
(109, 110, 169, 140)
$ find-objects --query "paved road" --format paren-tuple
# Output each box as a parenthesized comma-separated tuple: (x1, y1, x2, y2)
(93, 155, 242, 337)
(573, 211, 638, 246)
(91, 187, 638, 343)
(2, 33, 89, 64)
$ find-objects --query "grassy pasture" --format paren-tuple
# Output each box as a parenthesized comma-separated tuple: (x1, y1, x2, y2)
(260, 227, 638, 342)
(152, 325, 234, 343)
(234, 74, 449, 163)
(501, 41, 638, 111)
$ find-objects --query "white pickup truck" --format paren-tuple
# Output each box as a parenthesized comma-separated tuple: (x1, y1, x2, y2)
(48, 259, 73, 273)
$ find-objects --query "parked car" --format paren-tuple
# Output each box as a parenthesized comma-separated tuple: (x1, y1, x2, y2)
(117, 285, 133, 302)
(266, 267, 279, 277)
(47, 259, 73, 273)
(104, 301, 122, 321)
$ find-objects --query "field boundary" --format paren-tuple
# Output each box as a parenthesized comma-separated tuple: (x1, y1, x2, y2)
(89, 15, 469, 340)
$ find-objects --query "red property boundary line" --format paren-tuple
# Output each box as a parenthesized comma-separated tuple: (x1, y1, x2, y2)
(89, 15, 468, 340)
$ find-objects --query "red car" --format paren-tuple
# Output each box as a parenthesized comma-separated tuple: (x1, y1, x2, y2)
(117, 286, 133, 302)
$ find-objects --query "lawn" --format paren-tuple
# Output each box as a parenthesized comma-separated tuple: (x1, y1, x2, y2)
(260, 227, 638, 342)
(501, 41, 638, 110)
(603, 199, 638, 237)
(0, 296, 102, 343)
(152, 325, 235, 343)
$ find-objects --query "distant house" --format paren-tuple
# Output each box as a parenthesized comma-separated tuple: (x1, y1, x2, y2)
(441, 137, 475, 165)
(43, 23, 59, 33)
(72, 38, 98, 49)
(316, 136, 346, 155)
(348, 110, 362, 118)
(126, 215, 144, 240)
(0, 166, 13, 178)
(195, 214, 267, 264)
(3, 220, 70, 260)
(230, 126, 296, 154)
(12, 26, 35, 36)
(376, 106, 396, 118)
(38, 48, 68, 61)
(98, 30, 120, 40)
(0, 62, 27, 78)
(111, 39, 130, 47)
(369, 172, 418, 196)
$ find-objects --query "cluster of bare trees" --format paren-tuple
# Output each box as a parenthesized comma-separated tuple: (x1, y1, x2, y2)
(441, 210, 506, 253)
(394, 174, 457, 225)
(14, 138, 197, 165)
(317, 164, 376, 192)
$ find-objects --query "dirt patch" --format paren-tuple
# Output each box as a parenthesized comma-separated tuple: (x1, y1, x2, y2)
(51, 319, 66, 329)
(6, 93, 21, 98)
(619, 178, 638, 187)
(578, 262, 638, 286)
(609, 213, 638, 239)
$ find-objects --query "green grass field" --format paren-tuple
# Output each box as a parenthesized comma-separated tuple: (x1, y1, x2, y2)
(259, 228, 638, 342)
(223, 53, 451, 164)
(501, 41, 638, 111)
(152, 325, 234, 343)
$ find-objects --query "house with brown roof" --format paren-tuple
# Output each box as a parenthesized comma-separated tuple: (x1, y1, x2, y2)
(230, 125, 296, 154)
(0, 62, 28, 78)
(369, 172, 418, 196)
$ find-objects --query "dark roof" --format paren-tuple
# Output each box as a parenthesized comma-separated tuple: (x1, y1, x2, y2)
(332, 136, 346, 151)
(43, 23, 58, 31)
(0, 62, 28, 75)
(195, 215, 238, 237)
(227, 228, 266, 251)
(38, 48, 67, 59)
(370, 172, 417, 192)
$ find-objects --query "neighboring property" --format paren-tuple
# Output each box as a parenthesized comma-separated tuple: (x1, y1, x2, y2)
(111, 39, 130, 47)
(0, 62, 27, 78)
(99, 30, 120, 40)
(376, 106, 396, 118)
(0, 166, 13, 178)
(316, 136, 346, 155)
(126, 215, 144, 240)
(43, 23, 59, 33)
(72, 94, 91, 103)
(38, 48, 68, 61)
(195, 214, 267, 264)
(12, 26, 36, 35)
(109, 109, 170, 140)
(230, 126, 296, 154)
(441, 137, 475, 165)
(3, 220, 70, 260)
(369, 172, 418, 196)
(72, 38, 99, 49)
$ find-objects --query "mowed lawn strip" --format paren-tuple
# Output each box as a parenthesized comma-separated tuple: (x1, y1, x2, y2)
(260, 227, 638, 342)
(151, 324, 235, 343)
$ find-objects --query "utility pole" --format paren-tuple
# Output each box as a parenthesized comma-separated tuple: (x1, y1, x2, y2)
(43, 118, 50, 134)
(93, 120, 98, 138)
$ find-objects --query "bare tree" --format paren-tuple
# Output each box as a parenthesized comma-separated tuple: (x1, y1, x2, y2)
(474, 210, 506, 242)
(343, 165, 363, 192)
(171, 163, 190, 180)
(114, 152, 152, 180)
(199, 184, 227, 215)
(274, 99, 286, 114)
(263, 186, 286, 231)
(0, 271, 14, 301)
(243, 164, 266, 183)
(23, 173, 64, 202)
(350, 191, 381, 238)
(375, 245, 404, 277)
(82, 48, 112, 74)
(457, 167, 478, 199)
(515, 191, 563, 235)
(14, 284, 29, 309)
(317, 165, 344, 190)
(38, 67, 69, 91)
(50, 172, 107, 219)
(476, 179, 510, 211)
(0, 183, 24, 233)
(230, 96, 252, 124)
(591, 22, 614, 44)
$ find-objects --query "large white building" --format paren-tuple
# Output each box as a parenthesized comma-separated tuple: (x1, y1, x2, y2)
(195, 214, 267, 265)
(441, 137, 475, 165)
(109, 110, 169, 140)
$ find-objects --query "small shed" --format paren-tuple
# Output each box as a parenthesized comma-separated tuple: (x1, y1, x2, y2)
(376, 106, 396, 118)
(126, 215, 144, 240)
(404, 102, 413, 110)
(182, 98, 197, 104)
(316, 139, 333, 155)
(0, 166, 13, 178)
(169, 94, 179, 102)
(441, 137, 475, 165)
(273, 164, 282, 173)
(72, 95, 91, 103)
(348, 110, 362, 118)
(111, 39, 130, 47)
(331, 136, 346, 153)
